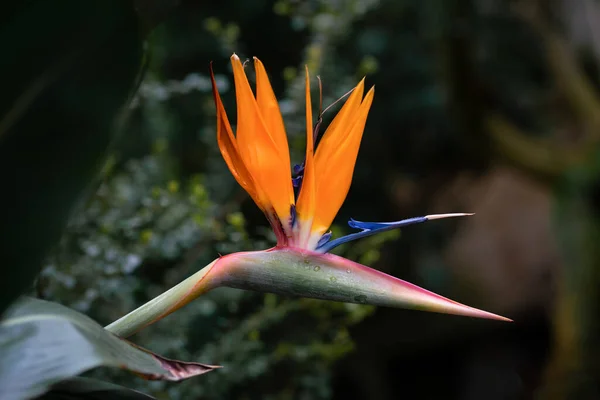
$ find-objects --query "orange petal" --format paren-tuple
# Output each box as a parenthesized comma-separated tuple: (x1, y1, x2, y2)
(312, 84, 375, 235)
(230, 54, 294, 222)
(253, 57, 291, 170)
(295, 66, 316, 246)
(210, 63, 260, 206)
(315, 78, 366, 160)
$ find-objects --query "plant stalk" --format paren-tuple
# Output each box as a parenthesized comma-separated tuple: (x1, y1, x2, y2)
(105, 259, 219, 338)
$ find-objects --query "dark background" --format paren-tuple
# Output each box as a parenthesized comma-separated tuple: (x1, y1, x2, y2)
(4, 0, 600, 399)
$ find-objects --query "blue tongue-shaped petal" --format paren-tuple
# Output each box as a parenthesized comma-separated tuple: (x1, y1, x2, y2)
(292, 175, 303, 188)
(316, 231, 332, 248)
(347, 218, 427, 231)
(293, 163, 305, 175)
(317, 213, 473, 253)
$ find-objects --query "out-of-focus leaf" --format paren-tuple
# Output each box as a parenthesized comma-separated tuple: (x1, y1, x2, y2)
(0, 1, 144, 313)
(35, 377, 155, 400)
(0, 297, 220, 400)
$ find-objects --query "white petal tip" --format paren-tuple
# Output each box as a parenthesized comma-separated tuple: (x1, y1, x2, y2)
(425, 213, 475, 220)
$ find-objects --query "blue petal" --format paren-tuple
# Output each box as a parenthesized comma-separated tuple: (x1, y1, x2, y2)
(348, 217, 427, 231)
(316, 231, 332, 248)
(290, 205, 297, 228)
(317, 216, 429, 253)
(292, 175, 303, 188)
(293, 163, 305, 175)
(292, 163, 305, 189)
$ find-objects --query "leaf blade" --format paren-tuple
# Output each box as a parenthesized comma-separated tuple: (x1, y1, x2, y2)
(0, 297, 219, 400)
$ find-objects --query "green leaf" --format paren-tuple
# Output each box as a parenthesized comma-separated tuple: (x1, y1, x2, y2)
(35, 377, 155, 400)
(0, 297, 220, 400)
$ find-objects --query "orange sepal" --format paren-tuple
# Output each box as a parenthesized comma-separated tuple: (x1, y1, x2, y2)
(294, 66, 317, 247)
(253, 57, 291, 169)
(312, 83, 375, 235)
(230, 55, 294, 223)
(210, 62, 260, 206)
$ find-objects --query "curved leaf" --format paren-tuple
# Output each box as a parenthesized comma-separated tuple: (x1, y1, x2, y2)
(0, 297, 220, 400)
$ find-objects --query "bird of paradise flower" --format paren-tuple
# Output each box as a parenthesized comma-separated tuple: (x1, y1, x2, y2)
(106, 55, 510, 339)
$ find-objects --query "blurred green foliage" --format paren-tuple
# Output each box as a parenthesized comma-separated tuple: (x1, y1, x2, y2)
(13, 0, 600, 398)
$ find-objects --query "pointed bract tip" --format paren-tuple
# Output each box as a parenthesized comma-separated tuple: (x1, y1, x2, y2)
(425, 213, 474, 221)
(218, 249, 513, 323)
(231, 53, 239, 60)
(456, 306, 512, 322)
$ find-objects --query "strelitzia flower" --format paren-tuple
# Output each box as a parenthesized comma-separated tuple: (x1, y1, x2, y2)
(106, 55, 510, 339)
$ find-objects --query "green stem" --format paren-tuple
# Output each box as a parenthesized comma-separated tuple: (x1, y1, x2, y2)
(105, 259, 218, 338)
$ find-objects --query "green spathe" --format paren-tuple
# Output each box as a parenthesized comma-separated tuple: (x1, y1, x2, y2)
(106, 248, 510, 338)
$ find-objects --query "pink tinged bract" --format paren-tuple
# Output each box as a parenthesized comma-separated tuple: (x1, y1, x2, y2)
(106, 247, 509, 338)
(214, 248, 510, 320)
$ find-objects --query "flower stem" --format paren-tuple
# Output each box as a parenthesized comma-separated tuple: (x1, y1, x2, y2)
(105, 259, 219, 338)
